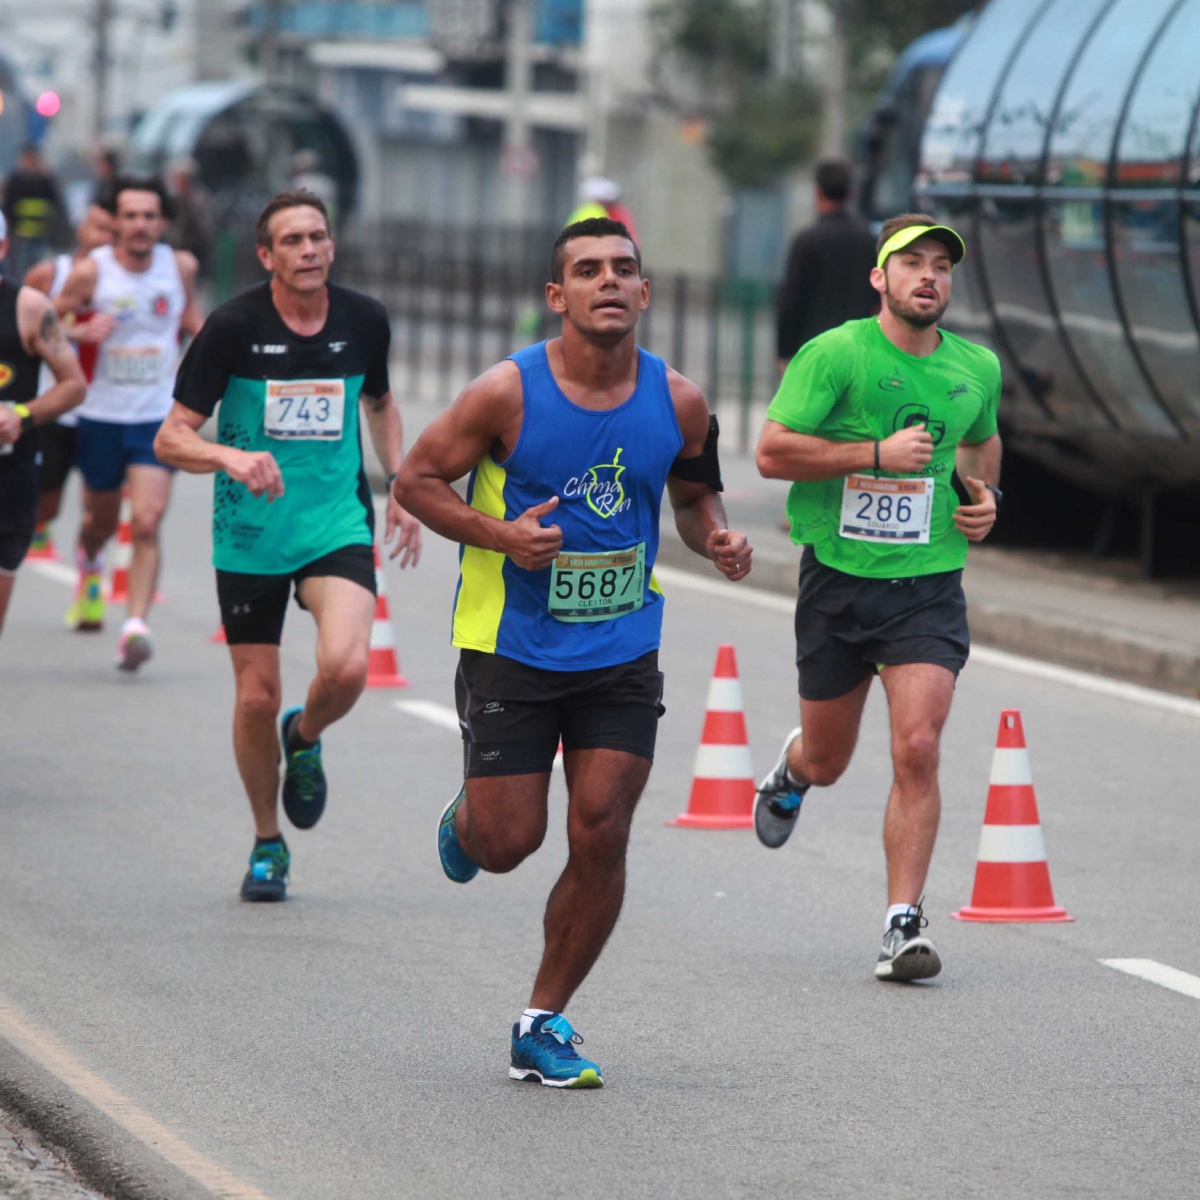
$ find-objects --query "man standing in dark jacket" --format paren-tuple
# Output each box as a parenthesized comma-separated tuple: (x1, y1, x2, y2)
(776, 161, 878, 376)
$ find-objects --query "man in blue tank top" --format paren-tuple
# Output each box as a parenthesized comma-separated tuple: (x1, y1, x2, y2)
(398, 218, 753, 1088)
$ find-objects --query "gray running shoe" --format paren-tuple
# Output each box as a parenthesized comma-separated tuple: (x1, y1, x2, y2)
(875, 902, 942, 981)
(753, 727, 806, 848)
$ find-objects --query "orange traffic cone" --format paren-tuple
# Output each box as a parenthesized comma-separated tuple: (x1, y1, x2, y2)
(953, 710, 1073, 922)
(669, 644, 754, 829)
(210, 625, 227, 644)
(107, 488, 133, 603)
(27, 522, 57, 561)
(365, 543, 409, 688)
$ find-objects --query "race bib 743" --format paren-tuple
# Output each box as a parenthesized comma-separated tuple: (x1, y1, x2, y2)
(264, 379, 345, 440)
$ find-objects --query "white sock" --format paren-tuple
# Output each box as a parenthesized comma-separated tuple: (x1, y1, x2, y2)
(784, 769, 809, 793)
(77, 547, 103, 573)
(121, 616, 148, 635)
(519, 1008, 554, 1038)
(885, 903, 918, 934)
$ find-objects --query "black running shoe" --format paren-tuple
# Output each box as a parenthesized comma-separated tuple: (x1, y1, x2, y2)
(875, 901, 942, 981)
(240, 840, 290, 902)
(754, 726, 807, 848)
(280, 706, 327, 830)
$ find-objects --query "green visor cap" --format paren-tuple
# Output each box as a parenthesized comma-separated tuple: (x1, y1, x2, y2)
(876, 224, 965, 270)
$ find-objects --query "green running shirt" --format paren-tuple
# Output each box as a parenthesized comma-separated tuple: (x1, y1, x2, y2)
(767, 317, 1000, 579)
(174, 282, 390, 574)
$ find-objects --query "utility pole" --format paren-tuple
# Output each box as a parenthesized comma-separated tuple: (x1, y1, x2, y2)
(93, 0, 112, 141)
(770, 0, 795, 81)
(819, 0, 850, 158)
(261, 0, 283, 84)
(501, 0, 535, 226)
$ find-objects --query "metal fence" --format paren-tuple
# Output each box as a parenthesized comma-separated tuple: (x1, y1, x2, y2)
(212, 221, 780, 450)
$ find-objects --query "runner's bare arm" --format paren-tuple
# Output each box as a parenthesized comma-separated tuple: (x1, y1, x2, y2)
(53, 257, 97, 318)
(361, 389, 422, 567)
(666, 371, 752, 582)
(22, 260, 55, 294)
(397, 362, 563, 571)
(154, 402, 284, 500)
(757, 419, 935, 481)
(175, 252, 205, 337)
(954, 432, 1002, 542)
(19, 288, 86, 423)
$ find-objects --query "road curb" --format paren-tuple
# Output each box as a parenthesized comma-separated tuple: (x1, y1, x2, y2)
(0, 1036, 214, 1200)
(653, 536, 1200, 699)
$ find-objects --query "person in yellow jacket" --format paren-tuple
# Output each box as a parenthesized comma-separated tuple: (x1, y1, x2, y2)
(567, 177, 638, 243)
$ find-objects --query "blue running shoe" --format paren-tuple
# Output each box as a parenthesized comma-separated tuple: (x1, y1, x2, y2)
(240, 840, 290, 902)
(280, 706, 327, 830)
(510, 1014, 603, 1088)
(438, 784, 479, 884)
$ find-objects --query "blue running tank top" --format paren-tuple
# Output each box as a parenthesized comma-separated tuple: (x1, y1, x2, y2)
(452, 341, 685, 671)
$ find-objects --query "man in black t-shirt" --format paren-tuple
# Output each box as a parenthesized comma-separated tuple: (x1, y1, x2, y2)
(156, 190, 422, 901)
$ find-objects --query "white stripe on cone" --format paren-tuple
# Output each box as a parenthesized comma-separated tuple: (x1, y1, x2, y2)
(370, 612, 395, 649)
(704, 677, 745, 712)
(692, 743, 755, 780)
(976, 824, 1048, 863)
(989, 747, 1033, 786)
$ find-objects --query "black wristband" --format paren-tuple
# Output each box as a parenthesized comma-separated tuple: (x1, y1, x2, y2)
(873, 440, 880, 477)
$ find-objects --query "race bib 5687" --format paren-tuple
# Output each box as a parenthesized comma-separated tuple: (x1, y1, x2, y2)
(264, 379, 345, 440)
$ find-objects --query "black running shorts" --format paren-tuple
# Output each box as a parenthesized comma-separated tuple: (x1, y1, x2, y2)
(216, 543, 376, 646)
(794, 546, 970, 701)
(455, 649, 665, 777)
(39, 422, 77, 494)
(0, 458, 40, 574)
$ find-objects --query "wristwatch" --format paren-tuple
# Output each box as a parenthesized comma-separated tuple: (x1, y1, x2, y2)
(12, 403, 34, 433)
(984, 483, 1003, 508)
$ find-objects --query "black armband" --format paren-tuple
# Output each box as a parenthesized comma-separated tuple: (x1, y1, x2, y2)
(668, 414, 723, 492)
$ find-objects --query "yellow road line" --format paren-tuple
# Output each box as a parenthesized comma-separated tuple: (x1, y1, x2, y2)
(0, 994, 276, 1200)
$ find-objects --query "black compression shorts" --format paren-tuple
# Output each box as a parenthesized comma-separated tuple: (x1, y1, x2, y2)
(455, 649, 665, 777)
(216, 543, 376, 646)
(38, 422, 77, 495)
(0, 458, 40, 574)
(794, 546, 969, 701)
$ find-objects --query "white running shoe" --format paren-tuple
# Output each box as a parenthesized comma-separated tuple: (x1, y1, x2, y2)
(875, 902, 942, 981)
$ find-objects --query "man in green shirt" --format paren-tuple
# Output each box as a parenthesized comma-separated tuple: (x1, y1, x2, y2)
(754, 212, 1002, 982)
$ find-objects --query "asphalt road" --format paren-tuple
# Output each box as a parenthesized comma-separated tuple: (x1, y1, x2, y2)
(2, 469, 1199, 1200)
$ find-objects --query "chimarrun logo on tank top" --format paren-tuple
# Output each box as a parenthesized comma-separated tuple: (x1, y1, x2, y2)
(561, 447, 632, 518)
(0, 364, 13, 390)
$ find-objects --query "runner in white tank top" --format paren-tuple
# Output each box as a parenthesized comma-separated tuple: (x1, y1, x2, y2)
(22, 201, 115, 550)
(53, 176, 202, 667)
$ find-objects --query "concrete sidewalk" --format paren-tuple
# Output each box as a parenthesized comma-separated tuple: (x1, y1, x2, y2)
(654, 450, 1200, 698)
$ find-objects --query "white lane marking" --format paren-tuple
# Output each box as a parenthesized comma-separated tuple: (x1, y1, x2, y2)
(26, 560, 77, 587)
(652, 564, 1200, 720)
(393, 698, 564, 771)
(989, 747, 1033, 785)
(976, 824, 1047, 863)
(1100, 959, 1200, 1001)
(0, 994, 276, 1200)
(394, 698, 460, 732)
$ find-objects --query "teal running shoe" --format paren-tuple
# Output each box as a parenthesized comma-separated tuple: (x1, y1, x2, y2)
(240, 840, 290, 902)
(510, 1014, 603, 1088)
(280, 706, 327, 830)
(438, 784, 479, 883)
